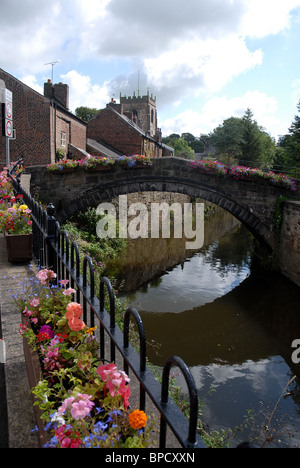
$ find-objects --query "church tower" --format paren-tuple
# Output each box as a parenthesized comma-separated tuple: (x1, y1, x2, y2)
(120, 91, 158, 138)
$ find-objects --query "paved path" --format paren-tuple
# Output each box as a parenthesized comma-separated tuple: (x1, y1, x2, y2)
(0, 236, 39, 448)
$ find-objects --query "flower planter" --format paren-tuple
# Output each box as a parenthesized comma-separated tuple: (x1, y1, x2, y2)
(84, 164, 113, 172)
(22, 318, 47, 447)
(122, 163, 152, 169)
(135, 163, 151, 168)
(52, 168, 75, 174)
(4, 232, 33, 262)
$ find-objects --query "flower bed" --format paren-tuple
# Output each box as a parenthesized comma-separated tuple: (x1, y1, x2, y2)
(17, 268, 152, 448)
(117, 154, 152, 168)
(189, 160, 297, 191)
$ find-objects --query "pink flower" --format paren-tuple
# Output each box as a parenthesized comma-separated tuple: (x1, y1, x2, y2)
(96, 362, 117, 380)
(63, 288, 76, 296)
(29, 298, 39, 308)
(36, 268, 56, 284)
(71, 398, 94, 420)
(58, 396, 75, 414)
(22, 306, 32, 317)
(61, 437, 71, 448)
(58, 394, 94, 420)
(96, 363, 131, 409)
(59, 279, 69, 287)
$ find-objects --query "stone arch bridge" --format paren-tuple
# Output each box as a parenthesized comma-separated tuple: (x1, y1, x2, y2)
(27, 157, 300, 253)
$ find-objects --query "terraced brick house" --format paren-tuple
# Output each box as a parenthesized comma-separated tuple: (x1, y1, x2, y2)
(0, 68, 87, 168)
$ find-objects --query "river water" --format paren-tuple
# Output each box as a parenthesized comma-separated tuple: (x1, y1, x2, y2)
(109, 208, 300, 448)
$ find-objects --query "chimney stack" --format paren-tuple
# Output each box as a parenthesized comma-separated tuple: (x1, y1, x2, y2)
(44, 80, 69, 109)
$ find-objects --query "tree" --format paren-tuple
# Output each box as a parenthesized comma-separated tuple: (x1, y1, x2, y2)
(240, 108, 261, 164)
(75, 106, 102, 122)
(209, 117, 244, 162)
(173, 138, 195, 159)
(190, 139, 205, 153)
(286, 100, 300, 166)
(181, 133, 195, 145)
(209, 110, 276, 167)
(257, 132, 276, 169)
(273, 101, 300, 173)
(182, 133, 205, 153)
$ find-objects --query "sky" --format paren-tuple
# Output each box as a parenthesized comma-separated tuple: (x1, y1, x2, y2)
(1, 0, 300, 141)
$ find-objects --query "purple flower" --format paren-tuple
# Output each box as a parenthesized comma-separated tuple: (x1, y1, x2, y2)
(40, 325, 55, 339)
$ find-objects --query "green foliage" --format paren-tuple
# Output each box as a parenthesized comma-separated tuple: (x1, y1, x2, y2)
(56, 148, 65, 160)
(210, 116, 245, 161)
(75, 106, 102, 122)
(173, 138, 195, 159)
(274, 100, 300, 173)
(274, 195, 288, 233)
(65, 207, 127, 263)
(209, 109, 276, 167)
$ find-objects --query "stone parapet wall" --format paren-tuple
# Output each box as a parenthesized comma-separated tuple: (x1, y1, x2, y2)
(25, 158, 300, 286)
(278, 200, 300, 287)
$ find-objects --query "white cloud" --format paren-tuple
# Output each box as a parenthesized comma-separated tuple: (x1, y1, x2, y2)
(144, 35, 263, 98)
(160, 91, 283, 138)
(60, 70, 110, 112)
(239, 0, 300, 38)
(0, 0, 69, 74)
(18, 75, 43, 95)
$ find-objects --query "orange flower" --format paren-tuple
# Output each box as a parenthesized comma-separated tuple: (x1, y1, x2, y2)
(66, 302, 83, 319)
(128, 409, 147, 430)
(65, 302, 85, 331)
(68, 316, 86, 331)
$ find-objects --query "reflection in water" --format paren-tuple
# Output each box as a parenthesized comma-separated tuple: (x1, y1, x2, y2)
(112, 209, 300, 447)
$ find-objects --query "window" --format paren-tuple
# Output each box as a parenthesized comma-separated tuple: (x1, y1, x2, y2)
(61, 131, 66, 147)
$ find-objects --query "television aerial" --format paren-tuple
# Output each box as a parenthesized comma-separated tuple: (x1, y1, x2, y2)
(44, 60, 61, 83)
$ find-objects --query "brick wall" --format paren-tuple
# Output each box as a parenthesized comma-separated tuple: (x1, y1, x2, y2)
(51, 107, 86, 160)
(0, 69, 87, 167)
(87, 107, 162, 157)
(0, 69, 51, 167)
(87, 108, 143, 155)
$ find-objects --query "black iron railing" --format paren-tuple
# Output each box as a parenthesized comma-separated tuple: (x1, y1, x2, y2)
(8, 160, 207, 449)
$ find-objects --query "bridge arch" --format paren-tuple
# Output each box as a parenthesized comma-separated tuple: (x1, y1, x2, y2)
(55, 173, 277, 250)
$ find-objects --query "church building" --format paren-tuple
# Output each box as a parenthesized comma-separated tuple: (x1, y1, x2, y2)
(87, 92, 173, 158)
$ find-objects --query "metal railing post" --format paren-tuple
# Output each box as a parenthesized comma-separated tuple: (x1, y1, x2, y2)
(46, 203, 56, 270)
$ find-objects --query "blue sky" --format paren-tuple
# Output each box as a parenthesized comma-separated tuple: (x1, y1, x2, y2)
(1, 0, 300, 141)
